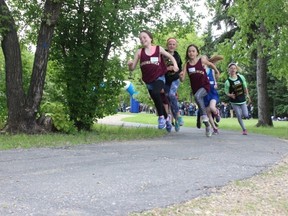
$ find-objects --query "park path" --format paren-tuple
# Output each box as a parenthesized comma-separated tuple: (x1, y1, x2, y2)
(0, 114, 288, 216)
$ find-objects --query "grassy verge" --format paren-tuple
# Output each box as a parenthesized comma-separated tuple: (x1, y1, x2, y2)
(1, 113, 286, 151)
(130, 156, 288, 216)
(0, 123, 166, 150)
(122, 113, 288, 139)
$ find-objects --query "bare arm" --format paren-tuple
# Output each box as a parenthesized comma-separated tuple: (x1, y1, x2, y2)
(212, 70, 218, 89)
(179, 62, 187, 82)
(127, 49, 141, 71)
(159, 46, 179, 72)
(202, 56, 220, 78)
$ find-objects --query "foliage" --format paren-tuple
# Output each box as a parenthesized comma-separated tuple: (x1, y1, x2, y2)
(40, 101, 77, 133)
(0, 45, 35, 126)
(49, 0, 185, 131)
(206, 0, 288, 118)
(0, 50, 6, 124)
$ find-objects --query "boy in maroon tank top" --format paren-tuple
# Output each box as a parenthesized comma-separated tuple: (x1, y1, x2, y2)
(180, 44, 220, 137)
(128, 30, 179, 131)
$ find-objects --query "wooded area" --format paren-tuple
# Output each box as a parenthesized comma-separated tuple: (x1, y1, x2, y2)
(0, 0, 287, 134)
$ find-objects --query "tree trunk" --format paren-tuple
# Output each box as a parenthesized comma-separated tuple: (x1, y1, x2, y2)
(0, 0, 63, 133)
(256, 45, 273, 127)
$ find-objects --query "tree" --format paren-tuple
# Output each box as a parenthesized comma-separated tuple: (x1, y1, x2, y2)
(51, 0, 197, 131)
(1, 0, 197, 133)
(208, 0, 288, 126)
(0, 0, 63, 133)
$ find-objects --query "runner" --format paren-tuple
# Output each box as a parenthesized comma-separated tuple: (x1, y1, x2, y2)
(224, 62, 251, 135)
(163, 37, 184, 132)
(204, 55, 223, 134)
(180, 44, 220, 137)
(128, 30, 179, 132)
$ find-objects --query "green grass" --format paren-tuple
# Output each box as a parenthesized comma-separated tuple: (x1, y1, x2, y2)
(0, 123, 166, 150)
(0, 112, 287, 150)
(122, 113, 288, 139)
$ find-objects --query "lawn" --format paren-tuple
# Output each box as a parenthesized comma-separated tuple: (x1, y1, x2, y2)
(0, 112, 286, 150)
(122, 112, 288, 140)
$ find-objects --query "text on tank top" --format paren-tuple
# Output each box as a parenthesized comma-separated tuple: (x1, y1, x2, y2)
(228, 75, 246, 103)
(139, 46, 166, 84)
(186, 58, 210, 94)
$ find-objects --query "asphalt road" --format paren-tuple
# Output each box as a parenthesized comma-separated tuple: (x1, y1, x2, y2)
(1, 114, 288, 216)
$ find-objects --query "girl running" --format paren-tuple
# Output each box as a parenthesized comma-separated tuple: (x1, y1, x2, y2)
(224, 63, 251, 135)
(128, 30, 179, 131)
(180, 44, 220, 137)
(163, 37, 183, 132)
(204, 55, 224, 134)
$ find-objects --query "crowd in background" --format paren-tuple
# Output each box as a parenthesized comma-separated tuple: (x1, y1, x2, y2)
(118, 100, 254, 119)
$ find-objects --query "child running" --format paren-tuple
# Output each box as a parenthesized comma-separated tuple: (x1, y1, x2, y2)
(163, 37, 184, 132)
(224, 62, 251, 135)
(127, 30, 179, 131)
(204, 55, 224, 135)
(180, 44, 220, 137)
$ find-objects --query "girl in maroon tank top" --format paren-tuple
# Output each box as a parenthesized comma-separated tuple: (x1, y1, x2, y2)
(127, 30, 179, 131)
(180, 44, 220, 137)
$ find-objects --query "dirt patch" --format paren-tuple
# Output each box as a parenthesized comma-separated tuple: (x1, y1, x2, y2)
(131, 155, 288, 216)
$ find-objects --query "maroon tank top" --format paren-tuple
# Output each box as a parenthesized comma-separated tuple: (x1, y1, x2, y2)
(140, 46, 166, 84)
(186, 58, 210, 94)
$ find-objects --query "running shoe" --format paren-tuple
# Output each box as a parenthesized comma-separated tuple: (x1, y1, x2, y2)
(174, 120, 180, 132)
(166, 115, 172, 132)
(212, 128, 219, 135)
(178, 116, 184, 126)
(242, 129, 248, 135)
(196, 112, 201, 129)
(158, 116, 166, 129)
(205, 126, 212, 137)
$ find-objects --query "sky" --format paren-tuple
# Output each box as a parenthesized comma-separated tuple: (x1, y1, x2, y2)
(114, 1, 215, 60)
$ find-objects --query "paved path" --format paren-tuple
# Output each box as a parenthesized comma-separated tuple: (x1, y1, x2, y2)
(1, 114, 288, 216)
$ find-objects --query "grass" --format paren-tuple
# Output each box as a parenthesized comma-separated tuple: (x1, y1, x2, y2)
(122, 112, 288, 140)
(1, 113, 286, 151)
(0, 123, 166, 150)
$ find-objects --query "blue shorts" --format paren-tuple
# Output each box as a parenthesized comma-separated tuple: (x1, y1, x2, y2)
(204, 87, 219, 107)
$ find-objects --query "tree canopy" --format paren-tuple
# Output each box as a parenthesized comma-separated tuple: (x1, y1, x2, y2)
(0, 0, 287, 134)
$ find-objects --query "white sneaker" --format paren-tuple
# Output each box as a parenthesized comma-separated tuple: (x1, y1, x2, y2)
(205, 126, 212, 137)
